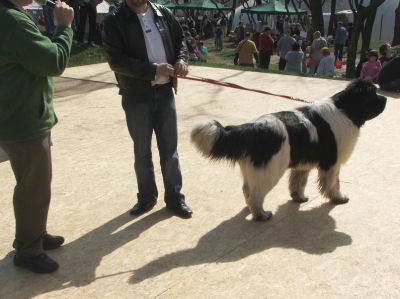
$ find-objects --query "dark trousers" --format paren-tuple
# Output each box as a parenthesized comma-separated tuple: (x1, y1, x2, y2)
(334, 43, 344, 61)
(215, 35, 223, 50)
(77, 3, 97, 43)
(122, 85, 184, 206)
(0, 134, 52, 257)
(259, 50, 272, 69)
(279, 57, 287, 70)
(71, 5, 80, 37)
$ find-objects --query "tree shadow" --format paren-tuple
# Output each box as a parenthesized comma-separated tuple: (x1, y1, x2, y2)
(0, 209, 171, 298)
(129, 201, 352, 284)
(54, 77, 115, 100)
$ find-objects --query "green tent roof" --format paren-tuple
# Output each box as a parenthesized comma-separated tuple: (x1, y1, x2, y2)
(174, 0, 231, 11)
(151, 0, 179, 9)
(241, 0, 307, 15)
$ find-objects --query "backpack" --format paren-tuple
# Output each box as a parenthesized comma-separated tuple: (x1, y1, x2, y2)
(316, 38, 326, 51)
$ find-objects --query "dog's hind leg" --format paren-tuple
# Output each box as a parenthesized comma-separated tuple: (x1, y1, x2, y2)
(289, 169, 310, 203)
(318, 166, 349, 204)
(247, 191, 272, 221)
(239, 161, 251, 208)
(242, 184, 250, 204)
(241, 161, 272, 221)
(246, 166, 286, 222)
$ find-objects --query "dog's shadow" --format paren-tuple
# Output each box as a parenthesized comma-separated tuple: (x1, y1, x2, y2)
(130, 201, 352, 284)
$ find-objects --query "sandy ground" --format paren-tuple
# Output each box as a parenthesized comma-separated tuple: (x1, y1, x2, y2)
(0, 64, 399, 299)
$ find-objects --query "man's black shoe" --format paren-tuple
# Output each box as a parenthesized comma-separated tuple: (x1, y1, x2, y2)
(14, 253, 59, 273)
(43, 234, 64, 250)
(166, 202, 193, 218)
(129, 201, 156, 215)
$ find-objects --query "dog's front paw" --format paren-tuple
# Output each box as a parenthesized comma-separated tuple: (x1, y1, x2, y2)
(290, 192, 309, 203)
(291, 196, 309, 203)
(331, 196, 349, 205)
(253, 211, 273, 222)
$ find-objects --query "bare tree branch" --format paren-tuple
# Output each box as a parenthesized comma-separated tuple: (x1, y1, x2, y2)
(302, 0, 310, 10)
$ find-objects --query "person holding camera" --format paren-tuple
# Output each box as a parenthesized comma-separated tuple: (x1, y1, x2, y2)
(0, 0, 74, 273)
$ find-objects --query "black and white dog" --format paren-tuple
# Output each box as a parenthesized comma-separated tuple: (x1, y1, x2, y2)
(191, 80, 386, 221)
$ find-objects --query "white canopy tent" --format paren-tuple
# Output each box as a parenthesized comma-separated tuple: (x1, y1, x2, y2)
(323, 1, 397, 42)
(373, 0, 396, 41)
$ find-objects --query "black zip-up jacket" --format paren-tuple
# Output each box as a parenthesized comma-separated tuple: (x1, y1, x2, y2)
(102, 1, 188, 97)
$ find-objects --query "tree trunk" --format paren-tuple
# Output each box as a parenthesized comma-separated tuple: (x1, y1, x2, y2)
(346, 11, 365, 77)
(328, 0, 336, 35)
(346, 0, 385, 78)
(227, 0, 237, 35)
(310, 0, 324, 35)
(360, 7, 377, 60)
(392, 1, 400, 46)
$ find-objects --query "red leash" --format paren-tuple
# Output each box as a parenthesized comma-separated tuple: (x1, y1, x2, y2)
(180, 74, 312, 104)
(60, 74, 311, 103)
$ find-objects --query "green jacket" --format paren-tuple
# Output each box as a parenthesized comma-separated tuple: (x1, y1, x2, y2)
(0, 1, 73, 141)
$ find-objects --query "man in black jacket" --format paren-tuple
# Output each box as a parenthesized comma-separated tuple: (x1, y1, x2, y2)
(102, 0, 192, 218)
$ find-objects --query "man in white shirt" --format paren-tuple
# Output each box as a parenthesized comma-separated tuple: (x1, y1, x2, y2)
(102, 0, 192, 218)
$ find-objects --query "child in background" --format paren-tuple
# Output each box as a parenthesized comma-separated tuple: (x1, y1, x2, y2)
(316, 47, 335, 77)
(360, 50, 382, 82)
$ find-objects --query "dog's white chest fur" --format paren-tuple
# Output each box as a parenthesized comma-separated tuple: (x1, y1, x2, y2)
(313, 100, 360, 164)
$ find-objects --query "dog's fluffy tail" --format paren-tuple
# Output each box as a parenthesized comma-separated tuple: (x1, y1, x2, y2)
(191, 119, 285, 166)
(190, 119, 247, 164)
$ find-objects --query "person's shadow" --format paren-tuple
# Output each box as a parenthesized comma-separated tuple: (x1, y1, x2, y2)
(129, 201, 352, 284)
(0, 208, 171, 298)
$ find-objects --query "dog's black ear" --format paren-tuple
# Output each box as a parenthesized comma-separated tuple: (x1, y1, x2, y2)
(333, 79, 383, 127)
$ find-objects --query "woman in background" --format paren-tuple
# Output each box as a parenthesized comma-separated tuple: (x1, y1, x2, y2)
(284, 42, 303, 73)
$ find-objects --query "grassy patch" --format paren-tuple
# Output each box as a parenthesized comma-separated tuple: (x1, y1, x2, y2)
(68, 43, 107, 67)
(357, 39, 390, 53)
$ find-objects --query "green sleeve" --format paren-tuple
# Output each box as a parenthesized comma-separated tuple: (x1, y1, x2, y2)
(9, 15, 73, 77)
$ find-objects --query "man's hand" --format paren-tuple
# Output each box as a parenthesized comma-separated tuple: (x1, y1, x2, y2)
(156, 63, 175, 77)
(53, 0, 74, 28)
(174, 60, 189, 77)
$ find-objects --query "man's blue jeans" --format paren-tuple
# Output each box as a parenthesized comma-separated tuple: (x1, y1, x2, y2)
(122, 85, 184, 206)
(334, 43, 344, 61)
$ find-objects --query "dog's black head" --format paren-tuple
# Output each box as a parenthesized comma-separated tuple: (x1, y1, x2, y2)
(333, 79, 387, 127)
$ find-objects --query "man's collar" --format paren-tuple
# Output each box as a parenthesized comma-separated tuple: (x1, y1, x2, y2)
(122, 1, 161, 19)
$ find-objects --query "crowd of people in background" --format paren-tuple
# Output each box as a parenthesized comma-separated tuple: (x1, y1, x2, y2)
(179, 12, 228, 62)
(38, 0, 118, 46)
(230, 16, 398, 91)
(33, 3, 399, 91)
(231, 17, 353, 78)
